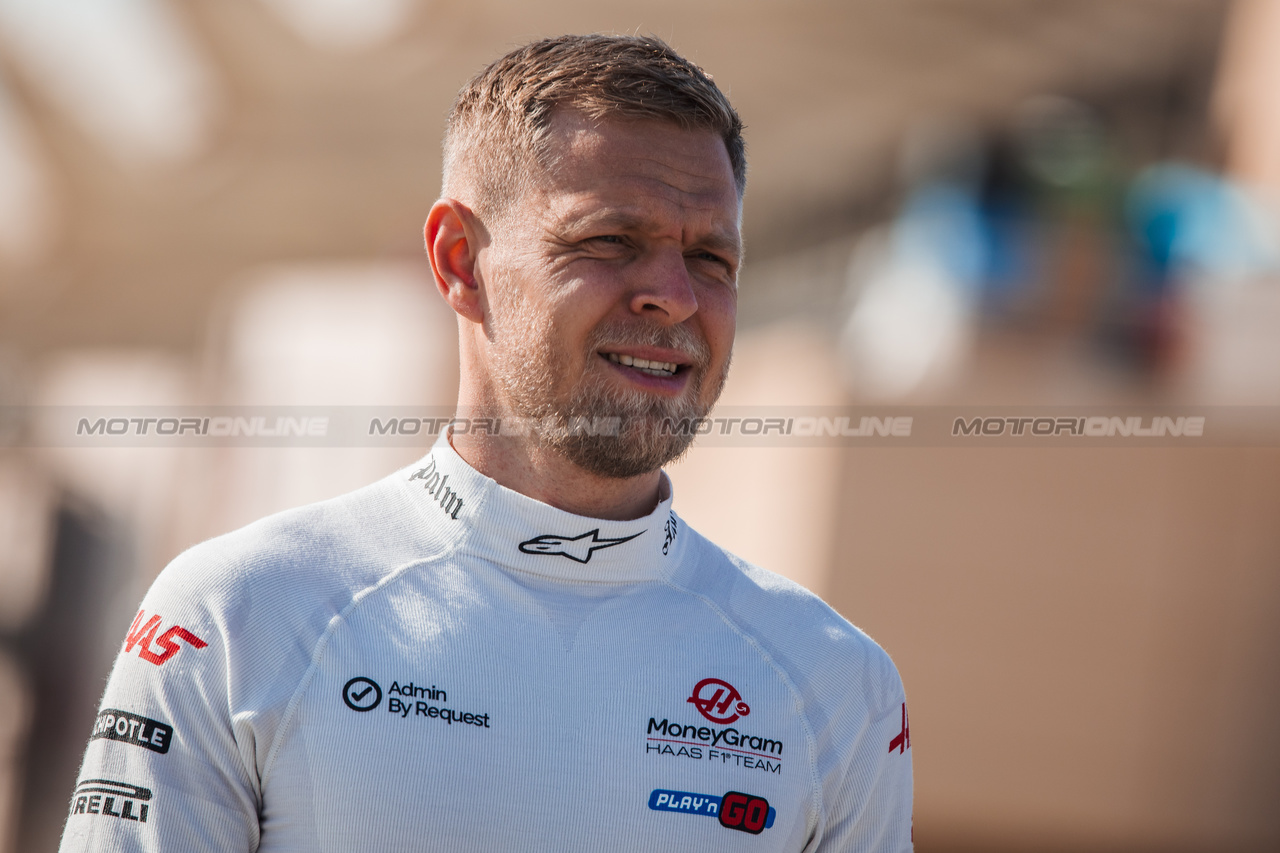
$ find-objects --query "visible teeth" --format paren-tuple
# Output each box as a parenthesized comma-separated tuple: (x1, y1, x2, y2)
(606, 353, 677, 375)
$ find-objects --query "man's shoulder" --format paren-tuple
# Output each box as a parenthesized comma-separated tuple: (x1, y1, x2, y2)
(677, 523, 882, 650)
(677, 524, 904, 710)
(148, 466, 434, 612)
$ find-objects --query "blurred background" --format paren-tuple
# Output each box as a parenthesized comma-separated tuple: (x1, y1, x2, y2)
(1, 0, 1279, 850)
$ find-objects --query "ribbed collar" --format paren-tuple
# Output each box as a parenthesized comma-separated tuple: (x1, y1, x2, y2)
(398, 433, 683, 583)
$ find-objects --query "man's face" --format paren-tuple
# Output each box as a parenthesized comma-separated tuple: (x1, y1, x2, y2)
(479, 111, 741, 478)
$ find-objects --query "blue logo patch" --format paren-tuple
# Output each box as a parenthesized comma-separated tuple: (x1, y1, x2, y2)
(648, 789, 775, 829)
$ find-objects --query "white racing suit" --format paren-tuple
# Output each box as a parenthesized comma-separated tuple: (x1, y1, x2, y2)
(61, 436, 913, 851)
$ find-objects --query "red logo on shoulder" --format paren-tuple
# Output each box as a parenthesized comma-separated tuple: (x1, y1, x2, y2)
(124, 610, 207, 666)
(888, 702, 910, 754)
(687, 677, 750, 725)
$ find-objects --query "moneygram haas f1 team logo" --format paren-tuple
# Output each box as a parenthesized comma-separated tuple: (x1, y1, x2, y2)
(687, 677, 751, 725)
(124, 610, 207, 666)
(518, 529, 642, 564)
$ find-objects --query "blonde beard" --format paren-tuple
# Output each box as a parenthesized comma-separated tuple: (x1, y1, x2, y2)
(486, 291, 727, 479)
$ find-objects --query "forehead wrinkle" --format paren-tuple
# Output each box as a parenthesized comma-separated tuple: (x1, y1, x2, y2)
(557, 169, 732, 210)
(556, 197, 721, 230)
(632, 152, 732, 192)
(553, 139, 733, 198)
(554, 199, 740, 257)
(557, 167, 735, 218)
(617, 161, 736, 213)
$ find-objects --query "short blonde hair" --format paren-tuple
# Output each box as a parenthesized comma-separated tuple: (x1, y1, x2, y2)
(443, 34, 746, 217)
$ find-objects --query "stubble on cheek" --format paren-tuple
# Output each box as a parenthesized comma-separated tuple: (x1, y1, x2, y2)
(481, 272, 563, 418)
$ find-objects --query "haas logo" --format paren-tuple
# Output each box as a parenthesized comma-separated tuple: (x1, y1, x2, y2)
(687, 677, 750, 725)
(888, 702, 910, 754)
(124, 610, 207, 666)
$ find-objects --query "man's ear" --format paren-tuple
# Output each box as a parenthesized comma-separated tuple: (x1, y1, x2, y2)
(425, 198, 486, 323)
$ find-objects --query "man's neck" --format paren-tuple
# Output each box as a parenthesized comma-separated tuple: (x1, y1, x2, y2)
(449, 428, 664, 521)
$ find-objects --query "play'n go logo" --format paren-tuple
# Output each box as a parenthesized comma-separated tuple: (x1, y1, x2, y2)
(687, 678, 750, 725)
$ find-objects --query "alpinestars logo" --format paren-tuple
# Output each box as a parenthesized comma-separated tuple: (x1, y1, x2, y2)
(688, 677, 750, 725)
(124, 610, 207, 665)
(518, 529, 642, 563)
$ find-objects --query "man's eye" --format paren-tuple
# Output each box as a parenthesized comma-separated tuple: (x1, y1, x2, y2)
(692, 251, 731, 270)
(592, 235, 624, 245)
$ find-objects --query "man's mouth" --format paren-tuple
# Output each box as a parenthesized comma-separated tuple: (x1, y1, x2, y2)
(604, 352, 680, 378)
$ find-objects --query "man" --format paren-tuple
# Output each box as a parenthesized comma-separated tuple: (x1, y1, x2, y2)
(61, 35, 912, 851)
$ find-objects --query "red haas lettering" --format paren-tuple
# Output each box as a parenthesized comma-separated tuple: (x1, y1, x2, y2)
(888, 702, 910, 754)
(124, 610, 207, 665)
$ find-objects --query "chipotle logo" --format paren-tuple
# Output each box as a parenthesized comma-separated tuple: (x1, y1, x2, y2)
(123, 609, 207, 666)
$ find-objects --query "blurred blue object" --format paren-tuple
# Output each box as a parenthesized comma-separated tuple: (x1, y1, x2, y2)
(1127, 163, 1280, 287)
(893, 183, 990, 289)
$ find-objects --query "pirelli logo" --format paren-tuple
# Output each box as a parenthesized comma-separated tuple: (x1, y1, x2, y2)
(69, 779, 151, 823)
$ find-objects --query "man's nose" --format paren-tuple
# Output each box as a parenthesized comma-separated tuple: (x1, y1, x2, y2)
(628, 249, 699, 324)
